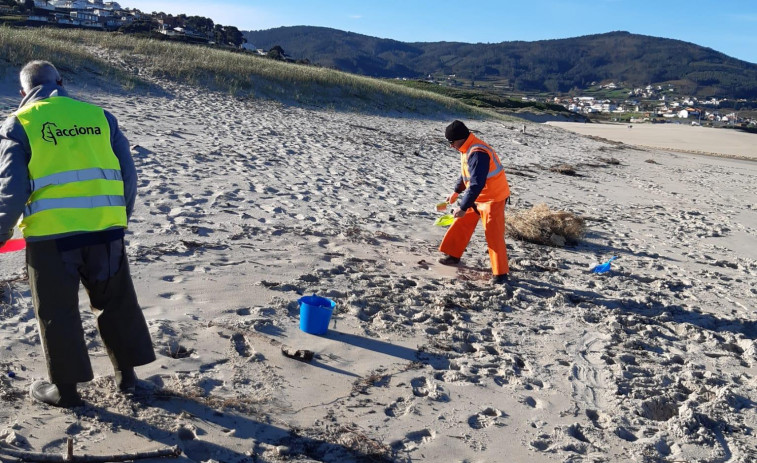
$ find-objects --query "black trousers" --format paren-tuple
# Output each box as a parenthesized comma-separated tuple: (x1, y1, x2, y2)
(26, 238, 156, 384)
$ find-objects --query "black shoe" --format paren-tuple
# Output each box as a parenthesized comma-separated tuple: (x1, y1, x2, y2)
(115, 367, 137, 393)
(491, 274, 509, 285)
(438, 255, 461, 266)
(30, 380, 83, 408)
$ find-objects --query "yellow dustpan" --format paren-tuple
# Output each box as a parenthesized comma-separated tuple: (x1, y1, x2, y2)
(434, 214, 454, 227)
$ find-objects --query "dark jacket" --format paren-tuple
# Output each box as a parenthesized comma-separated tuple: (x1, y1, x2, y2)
(0, 84, 136, 245)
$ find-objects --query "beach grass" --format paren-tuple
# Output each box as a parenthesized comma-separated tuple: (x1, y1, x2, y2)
(0, 26, 501, 116)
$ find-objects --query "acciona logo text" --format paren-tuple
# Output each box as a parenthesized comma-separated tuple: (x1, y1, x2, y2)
(41, 122, 102, 145)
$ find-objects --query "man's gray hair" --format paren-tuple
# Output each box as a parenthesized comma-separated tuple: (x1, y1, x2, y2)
(19, 60, 62, 92)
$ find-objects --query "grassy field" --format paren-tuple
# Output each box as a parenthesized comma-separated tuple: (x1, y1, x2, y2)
(0, 26, 502, 117)
(394, 80, 572, 115)
(0, 15, 26, 23)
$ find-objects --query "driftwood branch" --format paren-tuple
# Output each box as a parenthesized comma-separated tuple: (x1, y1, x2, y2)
(0, 438, 181, 462)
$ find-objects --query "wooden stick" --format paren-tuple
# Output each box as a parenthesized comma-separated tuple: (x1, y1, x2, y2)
(0, 442, 181, 462)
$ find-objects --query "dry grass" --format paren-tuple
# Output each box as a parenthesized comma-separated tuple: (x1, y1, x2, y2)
(549, 164, 577, 176)
(0, 26, 501, 116)
(334, 424, 392, 461)
(154, 382, 267, 415)
(507, 203, 586, 246)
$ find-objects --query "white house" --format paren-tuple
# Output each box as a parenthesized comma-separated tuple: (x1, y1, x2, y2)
(59, 0, 90, 9)
(72, 10, 96, 20)
(32, 1, 56, 10)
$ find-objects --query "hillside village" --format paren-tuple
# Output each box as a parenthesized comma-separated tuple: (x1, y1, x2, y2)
(1, 0, 247, 47)
(550, 82, 754, 126)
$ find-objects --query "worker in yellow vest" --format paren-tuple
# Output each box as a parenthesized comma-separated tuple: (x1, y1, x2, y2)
(439, 120, 511, 284)
(0, 61, 155, 407)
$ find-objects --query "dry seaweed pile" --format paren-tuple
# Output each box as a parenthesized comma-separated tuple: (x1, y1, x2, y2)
(507, 203, 586, 246)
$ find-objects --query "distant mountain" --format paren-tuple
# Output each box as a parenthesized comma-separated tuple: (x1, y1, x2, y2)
(243, 27, 757, 99)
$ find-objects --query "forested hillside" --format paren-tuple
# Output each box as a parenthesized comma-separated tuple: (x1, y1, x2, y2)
(244, 28, 757, 99)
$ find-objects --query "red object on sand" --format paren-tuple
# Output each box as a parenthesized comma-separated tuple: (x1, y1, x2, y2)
(0, 238, 26, 254)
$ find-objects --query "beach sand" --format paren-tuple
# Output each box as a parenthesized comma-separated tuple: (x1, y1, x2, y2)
(1, 78, 756, 462)
(547, 121, 757, 160)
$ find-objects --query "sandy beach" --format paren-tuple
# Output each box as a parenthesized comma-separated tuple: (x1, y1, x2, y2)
(547, 121, 757, 160)
(1, 75, 756, 463)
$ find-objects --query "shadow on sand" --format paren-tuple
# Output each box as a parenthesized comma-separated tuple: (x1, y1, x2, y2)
(324, 330, 450, 371)
(514, 275, 757, 340)
(69, 387, 398, 463)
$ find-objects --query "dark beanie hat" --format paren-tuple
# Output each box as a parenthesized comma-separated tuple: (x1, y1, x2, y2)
(445, 120, 470, 142)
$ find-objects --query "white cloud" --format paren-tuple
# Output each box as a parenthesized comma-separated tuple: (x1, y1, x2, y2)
(349, 14, 363, 20)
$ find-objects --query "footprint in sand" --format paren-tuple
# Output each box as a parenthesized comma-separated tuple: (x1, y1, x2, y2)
(410, 377, 430, 397)
(384, 397, 413, 417)
(522, 396, 539, 408)
(410, 377, 449, 401)
(614, 426, 639, 442)
(158, 292, 191, 302)
(467, 407, 506, 429)
(231, 333, 251, 357)
(391, 429, 436, 451)
(161, 342, 195, 359)
(530, 434, 552, 451)
(639, 396, 679, 422)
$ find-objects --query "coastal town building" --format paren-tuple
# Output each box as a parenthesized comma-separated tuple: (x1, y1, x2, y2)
(558, 85, 753, 126)
(20, 0, 131, 28)
(12, 0, 246, 48)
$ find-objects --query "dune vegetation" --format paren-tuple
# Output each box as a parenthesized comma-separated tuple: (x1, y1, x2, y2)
(507, 203, 587, 246)
(0, 26, 500, 116)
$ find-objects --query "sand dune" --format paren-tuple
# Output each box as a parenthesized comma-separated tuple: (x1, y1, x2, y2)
(1, 78, 756, 462)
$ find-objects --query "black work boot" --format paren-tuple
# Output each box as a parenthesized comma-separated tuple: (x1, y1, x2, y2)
(115, 367, 137, 393)
(491, 274, 509, 285)
(30, 381, 83, 408)
(438, 254, 461, 266)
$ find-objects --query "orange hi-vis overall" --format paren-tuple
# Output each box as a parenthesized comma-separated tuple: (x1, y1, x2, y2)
(439, 134, 511, 275)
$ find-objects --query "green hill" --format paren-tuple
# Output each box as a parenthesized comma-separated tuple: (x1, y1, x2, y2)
(244, 28, 757, 99)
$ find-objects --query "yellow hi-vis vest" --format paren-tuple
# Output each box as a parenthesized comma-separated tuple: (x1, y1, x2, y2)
(459, 134, 510, 203)
(15, 96, 127, 238)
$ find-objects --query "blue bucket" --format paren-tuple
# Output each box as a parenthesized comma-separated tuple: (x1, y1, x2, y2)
(298, 295, 336, 335)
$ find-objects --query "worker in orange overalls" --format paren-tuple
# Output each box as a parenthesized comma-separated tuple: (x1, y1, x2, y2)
(439, 120, 511, 284)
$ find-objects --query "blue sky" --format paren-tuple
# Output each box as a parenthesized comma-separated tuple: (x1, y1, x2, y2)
(124, 0, 757, 64)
